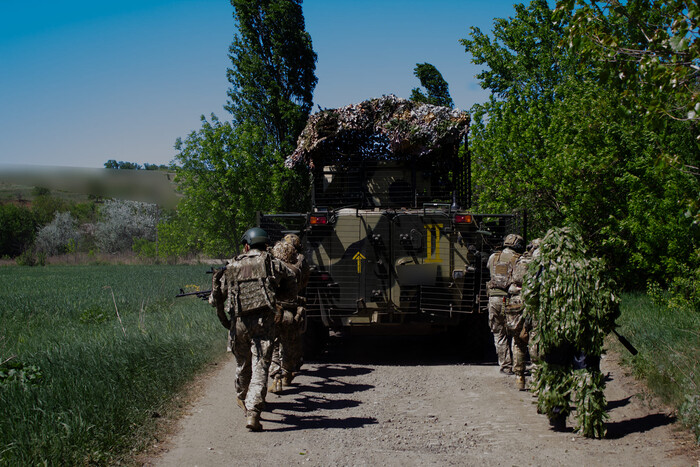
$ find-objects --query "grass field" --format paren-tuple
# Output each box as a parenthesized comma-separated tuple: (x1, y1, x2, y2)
(0, 264, 226, 464)
(616, 293, 700, 443)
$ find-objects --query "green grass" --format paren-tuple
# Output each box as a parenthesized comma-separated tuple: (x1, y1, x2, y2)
(0, 264, 226, 464)
(616, 292, 700, 443)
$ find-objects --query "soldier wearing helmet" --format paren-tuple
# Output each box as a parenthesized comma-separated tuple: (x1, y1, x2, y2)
(486, 233, 525, 375)
(507, 237, 541, 390)
(209, 227, 294, 432)
(269, 233, 310, 393)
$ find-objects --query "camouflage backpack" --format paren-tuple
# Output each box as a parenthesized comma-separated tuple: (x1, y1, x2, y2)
(487, 249, 521, 291)
(226, 250, 276, 315)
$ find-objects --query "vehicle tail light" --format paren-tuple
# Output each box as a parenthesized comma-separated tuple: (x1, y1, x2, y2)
(310, 215, 327, 225)
(454, 214, 473, 224)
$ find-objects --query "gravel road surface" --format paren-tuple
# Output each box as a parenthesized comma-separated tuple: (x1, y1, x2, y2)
(146, 333, 698, 466)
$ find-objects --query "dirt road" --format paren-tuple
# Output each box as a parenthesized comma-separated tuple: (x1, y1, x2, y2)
(147, 334, 697, 466)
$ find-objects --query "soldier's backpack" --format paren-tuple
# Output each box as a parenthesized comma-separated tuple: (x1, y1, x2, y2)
(487, 249, 521, 291)
(226, 251, 276, 315)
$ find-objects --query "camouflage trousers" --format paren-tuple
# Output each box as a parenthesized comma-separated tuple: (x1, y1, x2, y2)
(505, 311, 528, 376)
(231, 311, 275, 415)
(269, 308, 304, 380)
(488, 296, 512, 371)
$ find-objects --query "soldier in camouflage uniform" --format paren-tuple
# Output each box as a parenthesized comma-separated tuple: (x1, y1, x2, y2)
(507, 237, 541, 390)
(523, 227, 619, 437)
(486, 234, 525, 374)
(209, 227, 293, 432)
(269, 234, 310, 393)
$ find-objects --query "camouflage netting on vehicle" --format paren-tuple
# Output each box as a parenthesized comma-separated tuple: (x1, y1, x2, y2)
(284, 95, 470, 169)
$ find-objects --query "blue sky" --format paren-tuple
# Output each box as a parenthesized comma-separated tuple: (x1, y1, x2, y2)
(0, 0, 519, 169)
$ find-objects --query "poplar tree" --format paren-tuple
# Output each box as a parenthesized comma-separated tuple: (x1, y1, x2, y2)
(410, 63, 454, 108)
(226, 0, 318, 154)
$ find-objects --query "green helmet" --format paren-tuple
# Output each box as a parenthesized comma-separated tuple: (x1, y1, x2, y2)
(241, 227, 269, 249)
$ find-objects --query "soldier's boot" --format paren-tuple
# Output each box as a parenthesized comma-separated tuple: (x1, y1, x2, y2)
(548, 407, 567, 432)
(269, 376, 281, 394)
(282, 373, 294, 387)
(516, 375, 526, 391)
(246, 411, 263, 432)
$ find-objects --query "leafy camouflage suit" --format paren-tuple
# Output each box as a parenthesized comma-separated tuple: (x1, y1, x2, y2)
(486, 234, 525, 373)
(210, 244, 293, 429)
(523, 227, 619, 438)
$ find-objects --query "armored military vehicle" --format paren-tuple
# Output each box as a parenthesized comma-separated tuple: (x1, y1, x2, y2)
(260, 96, 522, 353)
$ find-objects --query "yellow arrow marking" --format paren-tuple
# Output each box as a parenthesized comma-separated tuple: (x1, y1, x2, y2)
(353, 252, 366, 273)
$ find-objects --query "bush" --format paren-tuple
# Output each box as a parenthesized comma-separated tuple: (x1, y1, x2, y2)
(35, 212, 82, 256)
(132, 238, 157, 258)
(0, 204, 36, 257)
(95, 200, 158, 253)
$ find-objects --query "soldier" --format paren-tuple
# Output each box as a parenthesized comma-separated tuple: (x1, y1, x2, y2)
(486, 233, 525, 374)
(507, 237, 541, 390)
(269, 234, 310, 393)
(523, 227, 619, 437)
(209, 227, 293, 432)
(521, 239, 542, 372)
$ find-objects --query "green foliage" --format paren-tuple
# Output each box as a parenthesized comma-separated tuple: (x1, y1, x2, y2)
(462, 0, 700, 292)
(226, 0, 318, 154)
(524, 227, 618, 438)
(155, 210, 202, 258)
(524, 227, 619, 355)
(31, 194, 69, 226)
(616, 292, 700, 443)
(532, 363, 608, 438)
(172, 0, 318, 247)
(132, 238, 158, 258)
(410, 63, 454, 108)
(174, 116, 285, 256)
(0, 265, 224, 464)
(0, 360, 43, 388)
(556, 0, 699, 126)
(78, 305, 110, 324)
(104, 159, 142, 170)
(0, 204, 36, 257)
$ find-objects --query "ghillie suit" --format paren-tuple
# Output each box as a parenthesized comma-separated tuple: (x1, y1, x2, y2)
(523, 227, 619, 438)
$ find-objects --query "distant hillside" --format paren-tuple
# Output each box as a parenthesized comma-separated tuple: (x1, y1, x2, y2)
(0, 166, 180, 208)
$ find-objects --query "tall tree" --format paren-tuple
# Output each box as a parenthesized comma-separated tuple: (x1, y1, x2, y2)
(226, 0, 318, 154)
(410, 63, 454, 108)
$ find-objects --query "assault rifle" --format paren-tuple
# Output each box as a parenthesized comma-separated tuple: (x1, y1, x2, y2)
(175, 289, 212, 300)
(175, 265, 226, 301)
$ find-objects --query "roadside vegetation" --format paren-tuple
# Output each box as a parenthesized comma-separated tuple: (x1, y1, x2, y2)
(616, 292, 700, 443)
(0, 264, 225, 464)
